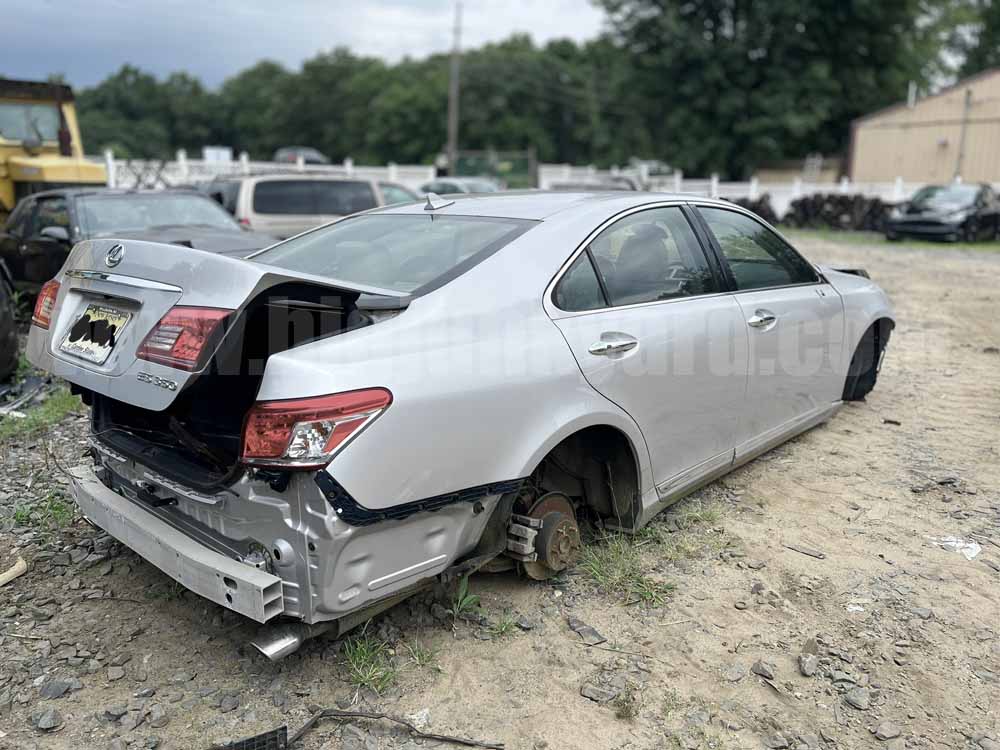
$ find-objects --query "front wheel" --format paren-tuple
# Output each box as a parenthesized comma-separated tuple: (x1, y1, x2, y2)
(843, 320, 893, 402)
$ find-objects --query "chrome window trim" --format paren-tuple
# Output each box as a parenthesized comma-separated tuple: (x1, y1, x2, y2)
(544, 199, 726, 319)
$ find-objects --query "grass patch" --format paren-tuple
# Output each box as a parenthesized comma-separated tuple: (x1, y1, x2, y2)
(487, 610, 518, 639)
(580, 533, 674, 606)
(784, 227, 1000, 252)
(343, 634, 397, 694)
(11, 490, 75, 529)
(446, 575, 480, 624)
(403, 641, 437, 669)
(638, 498, 728, 562)
(613, 681, 641, 721)
(0, 388, 82, 441)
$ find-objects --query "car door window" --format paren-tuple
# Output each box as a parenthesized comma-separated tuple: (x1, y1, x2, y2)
(699, 207, 818, 291)
(585, 206, 717, 307)
(4, 200, 34, 237)
(34, 197, 70, 236)
(314, 181, 377, 215)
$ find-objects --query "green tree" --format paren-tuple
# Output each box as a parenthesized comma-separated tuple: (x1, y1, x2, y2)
(960, 0, 1000, 75)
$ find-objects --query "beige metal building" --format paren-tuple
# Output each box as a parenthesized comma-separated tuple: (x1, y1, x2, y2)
(849, 68, 1000, 183)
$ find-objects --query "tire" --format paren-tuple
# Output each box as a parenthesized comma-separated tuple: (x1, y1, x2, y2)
(842, 320, 893, 402)
(962, 220, 980, 243)
(885, 232, 901, 242)
(0, 280, 17, 383)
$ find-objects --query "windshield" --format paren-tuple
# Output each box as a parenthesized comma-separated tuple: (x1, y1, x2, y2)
(462, 180, 499, 193)
(252, 214, 535, 294)
(78, 194, 240, 235)
(0, 102, 60, 142)
(910, 185, 979, 210)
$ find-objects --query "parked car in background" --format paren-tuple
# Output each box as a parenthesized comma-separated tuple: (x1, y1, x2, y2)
(27, 192, 894, 658)
(419, 176, 500, 195)
(0, 189, 276, 292)
(0, 260, 16, 381)
(885, 183, 1000, 242)
(549, 179, 636, 191)
(273, 146, 330, 165)
(199, 175, 419, 239)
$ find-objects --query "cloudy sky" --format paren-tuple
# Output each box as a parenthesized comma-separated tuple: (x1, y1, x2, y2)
(6, 0, 608, 88)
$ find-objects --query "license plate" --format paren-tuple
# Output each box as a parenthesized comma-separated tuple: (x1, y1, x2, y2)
(59, 304, 132, 365)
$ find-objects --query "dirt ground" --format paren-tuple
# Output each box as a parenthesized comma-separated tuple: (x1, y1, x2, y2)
(1, 235, 999, 750)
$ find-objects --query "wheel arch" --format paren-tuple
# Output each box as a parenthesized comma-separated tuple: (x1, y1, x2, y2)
(516, 411, 654, 530)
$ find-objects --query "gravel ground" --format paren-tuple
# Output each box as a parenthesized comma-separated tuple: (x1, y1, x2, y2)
(0, 235, 998, 750)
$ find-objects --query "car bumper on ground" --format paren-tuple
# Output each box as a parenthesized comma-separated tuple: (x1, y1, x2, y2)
(69, 463, 285, 622)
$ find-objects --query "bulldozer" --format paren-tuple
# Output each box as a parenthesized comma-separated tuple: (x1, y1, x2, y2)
(0, 78, 106, 221)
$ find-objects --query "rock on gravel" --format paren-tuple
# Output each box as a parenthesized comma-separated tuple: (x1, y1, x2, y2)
(844, 687, 871, 710)
(751, 659, 776, 680)
(31, 707, 64, 731)
(799, 653, 818, 677)
(875, 722, 901, 740)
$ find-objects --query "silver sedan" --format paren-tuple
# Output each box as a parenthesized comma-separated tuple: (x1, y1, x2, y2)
(27, 192, 894, 657)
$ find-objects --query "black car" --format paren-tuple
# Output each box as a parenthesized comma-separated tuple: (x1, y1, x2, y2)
(0, 260, 16, 381)
(885, 183, 1000, 242)
(0, 189, 278, 293)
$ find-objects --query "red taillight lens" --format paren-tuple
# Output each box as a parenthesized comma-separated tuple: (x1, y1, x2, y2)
(136, 306, 232, 371)
(238, 217, 252, 229)
(241, 388, 392, 469)
(32, 280, 61, 329)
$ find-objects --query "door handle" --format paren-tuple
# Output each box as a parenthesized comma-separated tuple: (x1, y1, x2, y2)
(747, 310, 777, 329)
(588, 338, 638, 356)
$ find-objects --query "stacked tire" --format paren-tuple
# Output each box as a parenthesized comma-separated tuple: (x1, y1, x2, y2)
(0, 271, 17, 382)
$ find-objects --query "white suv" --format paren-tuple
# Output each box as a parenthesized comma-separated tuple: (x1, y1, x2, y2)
(202, 174, 419, 239)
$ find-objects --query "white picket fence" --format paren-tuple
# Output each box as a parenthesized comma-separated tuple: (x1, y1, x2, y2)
(99, 149, 932, 219)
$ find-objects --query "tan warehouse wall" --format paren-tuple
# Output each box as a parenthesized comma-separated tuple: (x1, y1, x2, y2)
(850, 69, 1000, 183)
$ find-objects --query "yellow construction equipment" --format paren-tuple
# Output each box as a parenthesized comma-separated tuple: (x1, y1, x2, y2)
(0, 79, 106, 220)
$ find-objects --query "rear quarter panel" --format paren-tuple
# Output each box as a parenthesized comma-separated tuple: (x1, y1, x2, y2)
(258, 211, 658, 512)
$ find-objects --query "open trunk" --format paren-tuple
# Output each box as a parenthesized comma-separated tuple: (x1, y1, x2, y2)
(27, 238, 401, 491)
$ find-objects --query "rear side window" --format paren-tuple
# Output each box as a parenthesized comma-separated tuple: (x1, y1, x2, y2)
(205, 181, 240, 214)
(252, 180, 316, 215)
(699, 207, 818, 290)
(554, 253, 606, 311)
(587, 206, 717, 307)
(380, 183, 418, 205)
(314, 181, 377, 215)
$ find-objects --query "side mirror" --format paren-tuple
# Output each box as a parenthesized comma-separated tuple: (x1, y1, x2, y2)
(40, 226, 70, 243)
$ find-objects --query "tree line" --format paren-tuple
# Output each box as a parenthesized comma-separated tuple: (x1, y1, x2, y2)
(75, 0, 998, 179)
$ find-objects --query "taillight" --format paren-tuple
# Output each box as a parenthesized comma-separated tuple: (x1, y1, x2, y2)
(238, 217, 252, 229)
(32, 280, 61, 329)
(241, 388, 392, 469)
(136, 306, 232, 371)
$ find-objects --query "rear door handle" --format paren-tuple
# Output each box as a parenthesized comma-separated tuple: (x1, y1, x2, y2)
(588, 337, 638, 356)
(747, 310, 777, 329)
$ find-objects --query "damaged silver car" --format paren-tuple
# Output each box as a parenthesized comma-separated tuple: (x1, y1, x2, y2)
(26, 192, 895, 658)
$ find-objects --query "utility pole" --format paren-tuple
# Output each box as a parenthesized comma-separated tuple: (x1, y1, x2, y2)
(955, 88, 973, 182)
(446, 2, 462, 176)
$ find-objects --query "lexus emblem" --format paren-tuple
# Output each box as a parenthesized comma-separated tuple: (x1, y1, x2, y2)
(105, 243, 125, 268)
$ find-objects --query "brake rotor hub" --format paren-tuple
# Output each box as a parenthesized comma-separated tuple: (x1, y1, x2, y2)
(518, 492, 581, 580)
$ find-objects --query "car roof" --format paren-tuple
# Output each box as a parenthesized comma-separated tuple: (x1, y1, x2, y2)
(218, 173, 375, 184)
(374, 190, 730, 221)
(21, 187, 205, 201)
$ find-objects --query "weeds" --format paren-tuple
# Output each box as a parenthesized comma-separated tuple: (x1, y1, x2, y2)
(446, 575, 480, 623)
(10, 491, 74, 529)
(403, 640, 437, 669)
(487, 610, 518, 638)
(580, 534, 673, 606)
(613, 681, 641, 720)
(343, 634, 397, 694)
(0, 388, 83, 441)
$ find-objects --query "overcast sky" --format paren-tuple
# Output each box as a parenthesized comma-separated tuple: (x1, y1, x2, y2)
(6, 0, 607, 89)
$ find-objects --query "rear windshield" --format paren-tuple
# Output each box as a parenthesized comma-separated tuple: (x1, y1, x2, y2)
(77, 194, 239, 235)
(251, 214, 536, 294)
(252, 180, 377, 216)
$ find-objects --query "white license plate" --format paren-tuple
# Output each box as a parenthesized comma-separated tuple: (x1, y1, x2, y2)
(59, 304, 132, 365)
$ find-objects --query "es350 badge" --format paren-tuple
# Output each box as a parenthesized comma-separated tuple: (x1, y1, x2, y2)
(136, 372, 178, 391)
